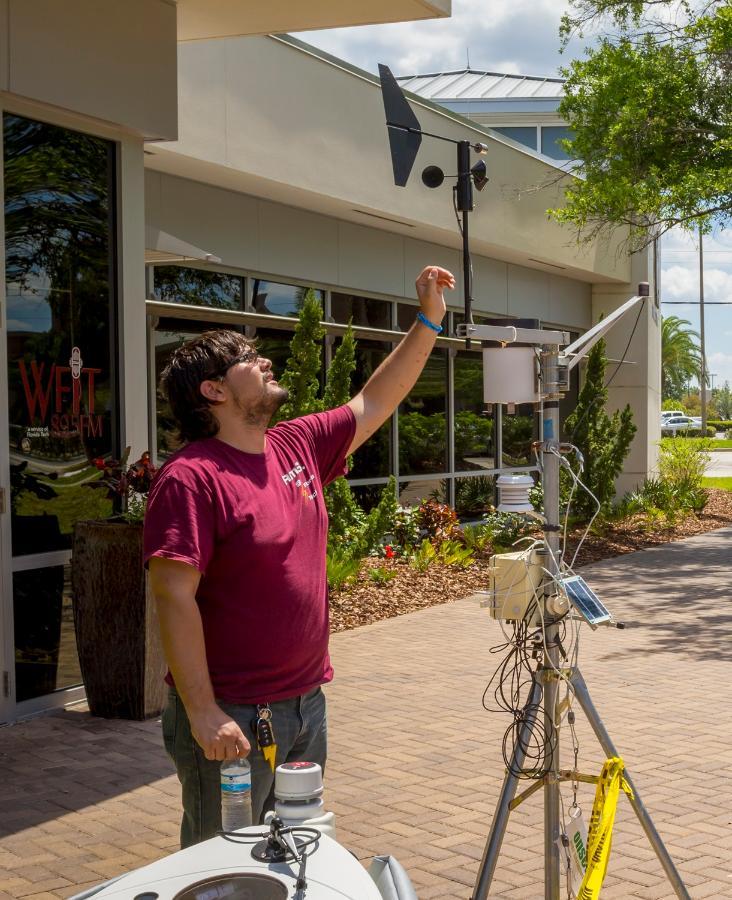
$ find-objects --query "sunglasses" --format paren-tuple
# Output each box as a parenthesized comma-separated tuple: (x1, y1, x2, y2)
(213, 349, 259, 380)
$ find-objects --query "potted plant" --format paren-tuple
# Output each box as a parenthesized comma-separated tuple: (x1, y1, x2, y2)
(71, 449, 167, 719)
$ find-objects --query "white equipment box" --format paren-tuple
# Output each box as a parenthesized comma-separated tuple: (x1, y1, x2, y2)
(485, 548, 545, 624)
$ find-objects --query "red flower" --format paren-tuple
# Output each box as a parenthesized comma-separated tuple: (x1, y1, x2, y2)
(384, 545, 395, 559)
(93, 457, 106, 470)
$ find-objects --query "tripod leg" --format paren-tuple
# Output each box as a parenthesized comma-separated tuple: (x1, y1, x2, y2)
(570, 669, 691, 900)
(472, 677, 543, 900)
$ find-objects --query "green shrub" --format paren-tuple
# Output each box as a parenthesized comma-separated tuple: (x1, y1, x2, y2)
(391, 505, 422, 550)
(409, 539, 437, 572)
(480, 510, 536, 552)
(368, 565, 398, 585)
(436, 540, 475, 568)
(326, 547, 361, 591)
(461, 522, 493, 553)
(658, 437, 710, 512)
(417, 499, 461, 544)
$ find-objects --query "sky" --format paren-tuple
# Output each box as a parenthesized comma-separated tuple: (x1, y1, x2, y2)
(294, 0, 732, 391)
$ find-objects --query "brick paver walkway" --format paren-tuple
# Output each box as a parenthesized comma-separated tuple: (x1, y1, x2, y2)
(1, 528, 731, 899)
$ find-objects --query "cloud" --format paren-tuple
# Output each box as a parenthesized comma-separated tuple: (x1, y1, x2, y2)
(292, 0, 576, 77)
(707, 352, 732, 387)
(661, 265, 732, 302)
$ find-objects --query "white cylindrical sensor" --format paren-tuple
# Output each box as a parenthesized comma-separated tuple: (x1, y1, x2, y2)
(497, 474, 535, 513)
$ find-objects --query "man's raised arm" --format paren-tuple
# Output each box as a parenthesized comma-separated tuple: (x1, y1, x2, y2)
(346, 265, 455, 455)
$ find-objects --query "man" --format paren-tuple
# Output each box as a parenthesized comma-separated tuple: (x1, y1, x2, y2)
(145, 264, 455, 847)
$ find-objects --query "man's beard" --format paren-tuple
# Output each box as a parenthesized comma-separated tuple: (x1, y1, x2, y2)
(234, 384, 289, 428)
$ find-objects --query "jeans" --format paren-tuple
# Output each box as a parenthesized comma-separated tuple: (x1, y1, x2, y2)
(162, 685, 328, 848)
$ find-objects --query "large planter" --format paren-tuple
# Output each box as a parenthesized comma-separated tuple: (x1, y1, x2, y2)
(72, 519, 167, 719)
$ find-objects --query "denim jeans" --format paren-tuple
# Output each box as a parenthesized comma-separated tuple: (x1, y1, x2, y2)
(162, 685, 327, 848)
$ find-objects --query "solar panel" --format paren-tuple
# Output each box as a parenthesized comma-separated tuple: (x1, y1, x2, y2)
(559, 576, 611, 628)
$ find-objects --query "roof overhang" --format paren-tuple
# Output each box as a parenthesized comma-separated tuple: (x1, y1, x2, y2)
(145, 227, 222, 265)
(176, 0, 451, 42)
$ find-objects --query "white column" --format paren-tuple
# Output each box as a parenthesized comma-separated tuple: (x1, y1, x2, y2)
(590, 247, 661, 498)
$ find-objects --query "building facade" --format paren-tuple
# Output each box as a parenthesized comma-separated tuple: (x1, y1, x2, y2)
(0, 4, 658, 723)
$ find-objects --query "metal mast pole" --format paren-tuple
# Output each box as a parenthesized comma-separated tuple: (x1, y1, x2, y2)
(541, 350, 562, 898)
(700, 226, 707, 431)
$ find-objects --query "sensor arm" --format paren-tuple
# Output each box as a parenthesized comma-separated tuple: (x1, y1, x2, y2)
(562, 284, 649, 371)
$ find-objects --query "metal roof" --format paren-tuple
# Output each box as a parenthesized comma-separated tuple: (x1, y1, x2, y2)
(396, 69, 565, 101)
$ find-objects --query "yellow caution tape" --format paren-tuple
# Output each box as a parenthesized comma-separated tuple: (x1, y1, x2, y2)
(577, 757, 634, 900)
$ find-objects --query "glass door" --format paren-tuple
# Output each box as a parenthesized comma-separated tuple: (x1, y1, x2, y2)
(2, 113, 117, 715)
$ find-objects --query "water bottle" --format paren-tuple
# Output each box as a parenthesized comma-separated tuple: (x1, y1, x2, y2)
(220, 757, 253, 831)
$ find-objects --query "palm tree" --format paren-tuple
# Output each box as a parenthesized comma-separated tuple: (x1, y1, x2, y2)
(661, 315, 703, 400)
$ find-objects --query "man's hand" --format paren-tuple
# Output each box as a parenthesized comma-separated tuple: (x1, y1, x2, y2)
(415, 265, 455, 326)
(189, 703, 252, 761)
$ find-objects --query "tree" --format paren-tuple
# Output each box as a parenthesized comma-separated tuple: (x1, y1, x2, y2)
(552, 1, 731, 248)
(275, 294, 397, 553)
(661, 314, 703, 399)
(275, 290, 325, 421)
(713, 381, 732, 419)
(564, 336, 637, 517)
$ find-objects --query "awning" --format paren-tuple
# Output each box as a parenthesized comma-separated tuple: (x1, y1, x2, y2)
(176, 0, 451, 42)
(145, 227, 222, 265)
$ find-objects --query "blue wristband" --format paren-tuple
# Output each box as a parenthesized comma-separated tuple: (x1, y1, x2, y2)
(416, 311, 443, 334)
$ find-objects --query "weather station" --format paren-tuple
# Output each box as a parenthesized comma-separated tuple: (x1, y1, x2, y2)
(377, 65, 691, 900)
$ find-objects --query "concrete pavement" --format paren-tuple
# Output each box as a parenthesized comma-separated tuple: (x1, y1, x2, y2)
(1, 527, 732, 899)
(705, 450, 732, 478)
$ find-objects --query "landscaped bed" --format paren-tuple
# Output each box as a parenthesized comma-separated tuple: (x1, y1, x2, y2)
(328, 488, 732, 634)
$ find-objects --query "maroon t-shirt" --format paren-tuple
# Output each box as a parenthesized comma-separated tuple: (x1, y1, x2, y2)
(143, 405, 356, 704)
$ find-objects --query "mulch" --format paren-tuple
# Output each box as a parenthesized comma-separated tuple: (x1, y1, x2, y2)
(328, 489, 732, 634)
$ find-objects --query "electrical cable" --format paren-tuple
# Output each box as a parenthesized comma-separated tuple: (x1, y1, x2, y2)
(569, 298, 645, 443)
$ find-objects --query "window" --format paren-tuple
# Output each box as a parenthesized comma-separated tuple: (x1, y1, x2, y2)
(4, 112, 117, 702)
(399, 348, 448, 475)
(454, 351, 495, 472)
(541, 126, 574, 160)
(493, 126, 537, 150)
(341, 338, 393, 479)
(251, 279, 323, 318)
(154, 266, 244, 310)
(396, 302, 419, 333)
(331, 292, 391, 330)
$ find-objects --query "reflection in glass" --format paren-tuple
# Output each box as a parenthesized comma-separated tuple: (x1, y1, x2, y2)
(154, 266, 243, 310)
(350, 483, 392, 514)
(331, 293, 391, 330)
(396, 302, 419, 333)
(454, 351, 495, 472)
(398, 479, 445, 508)
(502, 407, 536, 467)
(342, 338, 393, 479)
(4, 113, 116, 557)
(454, 475, 494, 518)
(14, 564, 81, 701)
(399, 349, 448, 475)
(493, 126, 538, 150)
(251, 279, 323, 318)
(541, 126, 574, 161)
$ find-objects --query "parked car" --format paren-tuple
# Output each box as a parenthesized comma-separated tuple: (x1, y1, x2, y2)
(660, 410, 686, 422)
(661, 416, 697, 434)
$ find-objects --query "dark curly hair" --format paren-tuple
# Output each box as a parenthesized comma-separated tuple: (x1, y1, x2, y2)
(160, 330, 257, 443)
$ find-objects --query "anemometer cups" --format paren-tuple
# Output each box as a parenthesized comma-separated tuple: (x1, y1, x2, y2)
(421, 160, 488, 191)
